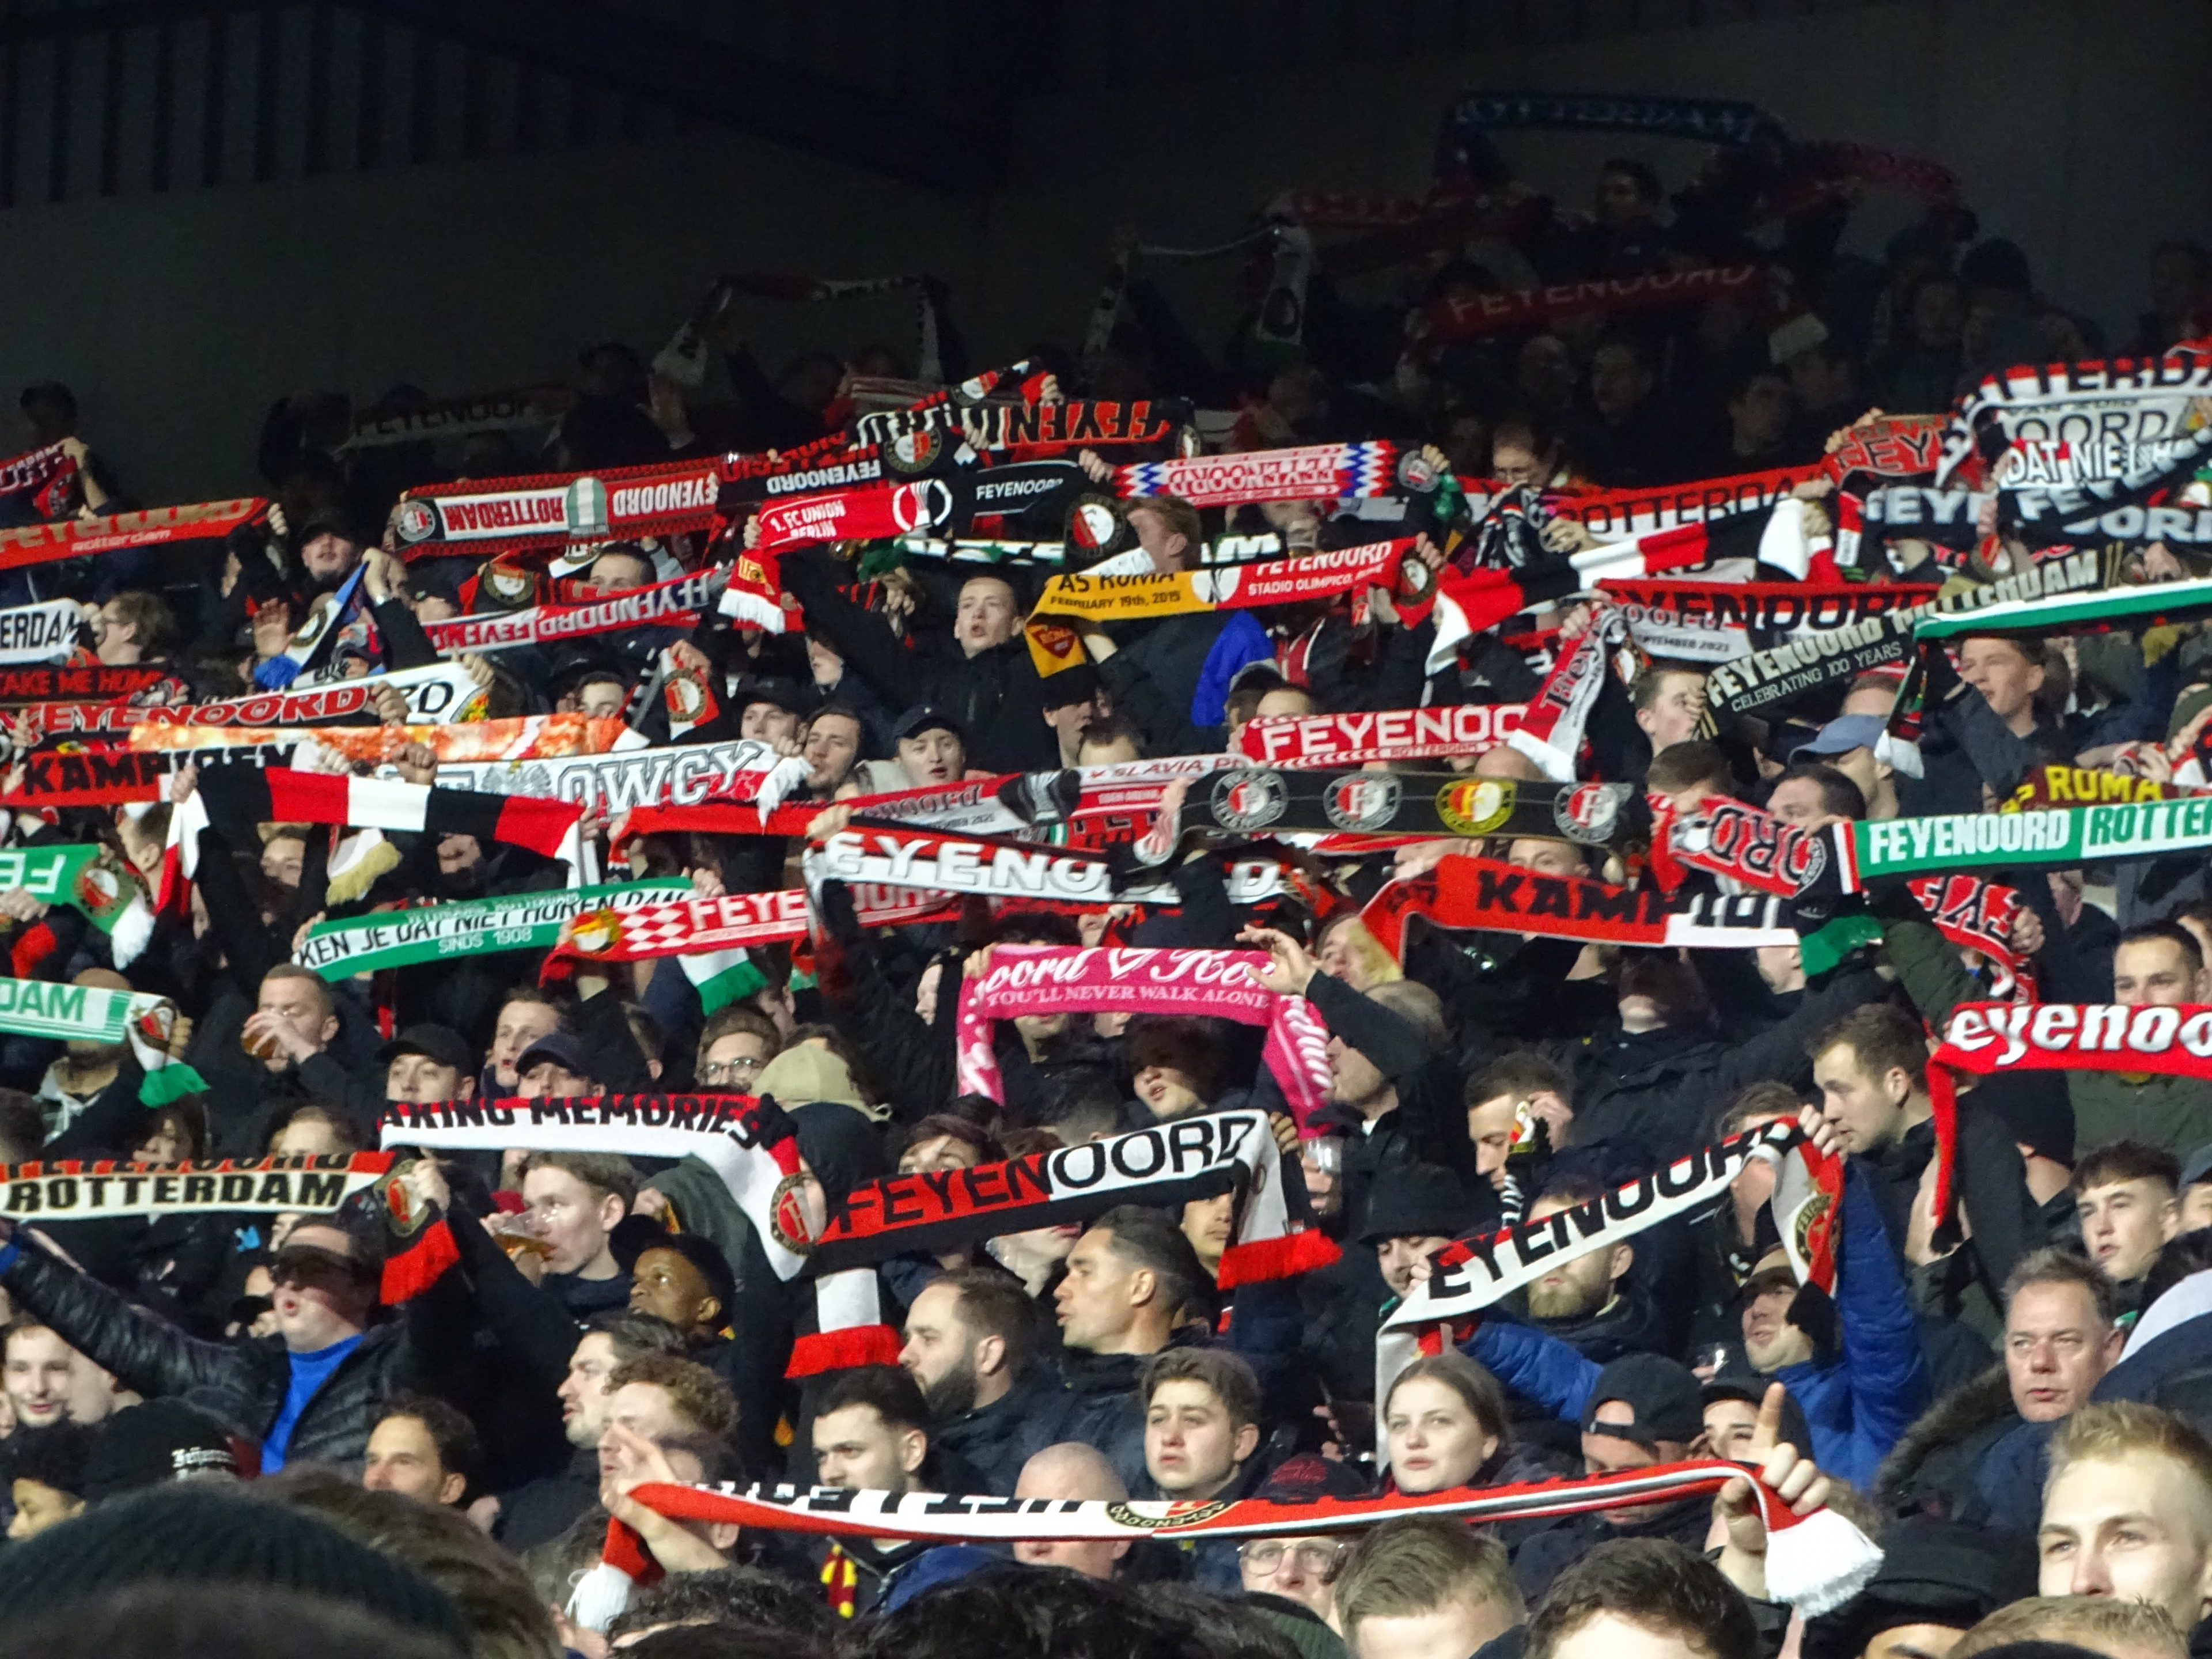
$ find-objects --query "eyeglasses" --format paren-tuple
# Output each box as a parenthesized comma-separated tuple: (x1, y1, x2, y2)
(1238, 1541, 1344, 1574)
(699, 1056, 766, 1086)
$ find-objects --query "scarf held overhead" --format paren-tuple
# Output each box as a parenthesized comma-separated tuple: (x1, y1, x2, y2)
(0, 1153, 391, 1219)
(0, 498, 263, 574)
(1236, 703, 1525, 767)
(954, 945, 1333, 1134)
(811, 1106, 1335, 1288)
(1357, 854, 1798, 960)
(623, 1458, 1880, 1615)
(295, 881, 691, 978)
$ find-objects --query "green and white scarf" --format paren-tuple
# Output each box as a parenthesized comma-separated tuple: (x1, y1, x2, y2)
(0, 846, 154, 966)
(0, 972, 204, 1105)
(296, 880, 689, 979)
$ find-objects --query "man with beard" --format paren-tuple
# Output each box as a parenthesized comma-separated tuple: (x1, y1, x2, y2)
(897, 1269, 1054, 1494)
(1469, 1111, 1927, 1487)
(1518, 1169, 1668, 1359)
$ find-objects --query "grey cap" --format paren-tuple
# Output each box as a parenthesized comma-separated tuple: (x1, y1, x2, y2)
(1793, 713, 1887, 757)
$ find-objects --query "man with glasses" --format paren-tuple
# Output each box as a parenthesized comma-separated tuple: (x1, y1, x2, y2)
(0, 1209, 435, 1471)
(1240, 1537, 1349, 1621)
(694, 1006, 780, 1093)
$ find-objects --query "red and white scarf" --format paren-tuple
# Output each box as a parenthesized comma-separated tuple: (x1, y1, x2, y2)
(1236, 703, 1525, 767)
(162, 767, 584, 910)
(544, 884, 958, 969)
(423, 568, 721, 653)
(431, 739, 810, 819)
(1116, 442, 1421, 507)
(1505, 608, 1630, 781)
(1407, 266, 1763, 352)
(619, 1457, 1881, 1615)
(0, 497, 260, 575)
(393, 458, 724, 558)
(1357, 854, 1797, 960)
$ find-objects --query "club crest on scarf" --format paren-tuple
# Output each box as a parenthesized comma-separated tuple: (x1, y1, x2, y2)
(1436, 778, 1514, 835)
(1211, 769, 1287, 833)
(767, 1171, 821, 1258)
(1323, 772, 1402, 832)
(1104, 1499, 1237, 1531)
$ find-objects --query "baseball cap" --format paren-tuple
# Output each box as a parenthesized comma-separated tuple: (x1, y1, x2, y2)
(1792, 713, 1886, 758)
(2183, 1143, 2212, 1190)
(376, 1024, 473, 1075)
(893, 704, 964, 744)
(295, 506, 366, 546)
(732, 676, 808, 717)
(1581, 1353, 1703, 1450)
(513, 1031, 596, 1082)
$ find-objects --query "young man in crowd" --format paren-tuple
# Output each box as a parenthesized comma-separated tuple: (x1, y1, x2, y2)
(362, 1392, 482, 1510)
(1020, 1205, 1209, 1494)
(2039, 1402, 2212, 1632)
(517, 1151, 637, 1317)
(1335, 1519, 1528, 1659)
(804, 1365, 935, 1616)
(2074, 1142, 2183, 1308)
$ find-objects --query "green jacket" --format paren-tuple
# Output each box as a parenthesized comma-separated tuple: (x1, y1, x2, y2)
(1881, 895, 2212, 1158)
(2065, 1068, 2212, 1159)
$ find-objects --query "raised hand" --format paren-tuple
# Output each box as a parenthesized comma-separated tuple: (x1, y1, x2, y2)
(1236, 925, 1317, 997)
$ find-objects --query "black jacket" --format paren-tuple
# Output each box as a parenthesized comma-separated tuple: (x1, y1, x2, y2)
(495, 1445, 604, 1553)
(1567, 964, 1885, 1162)
(1010, 1340, 1195, 1497)
(0, 1235, 442, 1468)
(778, 551, 1059, 774)
(1304, 972, 1489, 1242)
(1510, 1492, 1713, 1601)
(931, 1367, 1062, 1496)
(1862, 1105, 2046, 1312)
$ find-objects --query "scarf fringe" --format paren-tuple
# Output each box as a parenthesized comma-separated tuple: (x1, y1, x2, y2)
(379, 1215, 463, 1305)
(1217, 1225, 1343, 1288)
(786, 1323, 903, 1378)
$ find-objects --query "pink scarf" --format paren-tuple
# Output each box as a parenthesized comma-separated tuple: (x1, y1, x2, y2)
(954, 945, 1332, 1131)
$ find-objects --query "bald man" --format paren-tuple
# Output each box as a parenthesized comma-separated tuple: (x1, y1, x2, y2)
(1012, 1444, 1131, 1580)
(36, 969, 137, 1137)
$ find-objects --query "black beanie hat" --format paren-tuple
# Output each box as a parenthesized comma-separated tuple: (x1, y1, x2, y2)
(81, 1399, 239, 1501)
(0, 1484, 464, 1647)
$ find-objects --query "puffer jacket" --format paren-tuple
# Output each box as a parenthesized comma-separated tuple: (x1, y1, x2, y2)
(931, 1366, 1065, 1496)
(0, 1233, 445, 1467)
(1009, 1345, 1154, 1496)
